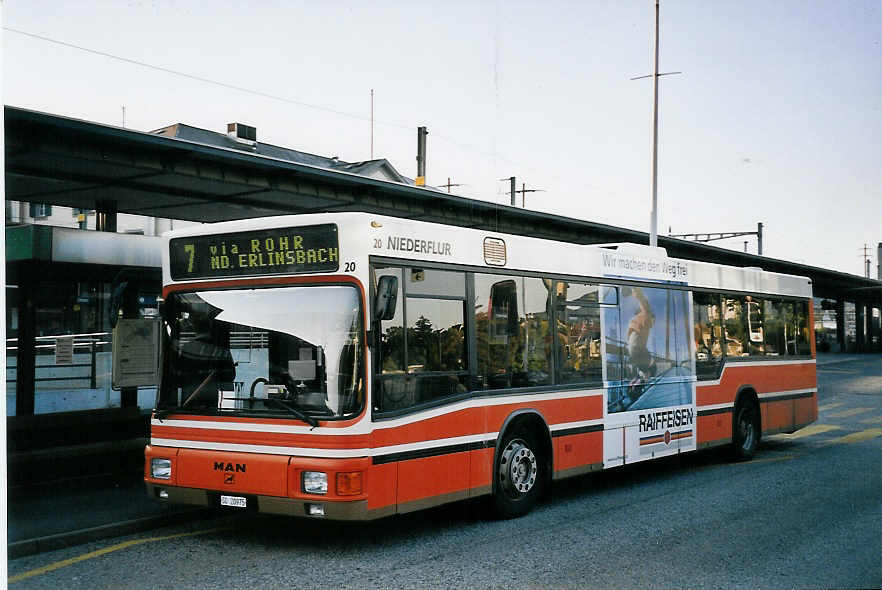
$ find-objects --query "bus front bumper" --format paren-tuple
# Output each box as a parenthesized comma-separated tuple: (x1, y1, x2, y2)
(145, 483, 383, 521)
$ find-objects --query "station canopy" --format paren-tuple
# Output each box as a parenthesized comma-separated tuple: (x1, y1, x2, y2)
(5, 105, 881, 301)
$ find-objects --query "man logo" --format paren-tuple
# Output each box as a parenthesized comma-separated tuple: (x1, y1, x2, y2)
(213, 461, 247, 473)
(224, 473, 235, 484)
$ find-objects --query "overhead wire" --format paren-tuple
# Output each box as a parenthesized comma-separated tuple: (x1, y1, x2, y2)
(3, 27, 411, 130)
(5, 26, 527, 191)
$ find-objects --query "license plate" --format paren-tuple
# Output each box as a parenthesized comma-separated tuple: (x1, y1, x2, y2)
(220, 495, 247, 508)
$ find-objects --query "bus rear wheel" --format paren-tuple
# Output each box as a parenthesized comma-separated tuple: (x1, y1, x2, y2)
(732, 399, 760, 460)
(492, 429, 544, 519)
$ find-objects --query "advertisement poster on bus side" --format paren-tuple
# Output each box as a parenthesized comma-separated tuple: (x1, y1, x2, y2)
(603, 285, 696, 463)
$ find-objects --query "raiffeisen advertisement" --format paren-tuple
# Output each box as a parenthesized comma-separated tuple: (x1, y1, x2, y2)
(602, 280, 696, 464)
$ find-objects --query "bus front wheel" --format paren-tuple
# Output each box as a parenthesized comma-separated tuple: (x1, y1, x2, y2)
(492, 428, 544, 519)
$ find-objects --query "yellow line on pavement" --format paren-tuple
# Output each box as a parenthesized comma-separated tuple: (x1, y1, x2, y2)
(818, 402, 845, 412)
(745, 455, 795, 465)
(830, 428, 882, 445)
(9, 527, 228, 584)
(859, 415, 882, 425)
(784, 424, 841, 439)
(827, 407, 873, 419)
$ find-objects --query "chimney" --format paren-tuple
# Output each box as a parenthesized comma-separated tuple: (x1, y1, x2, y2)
(415, 126, 428, 186)
(227, 122, 257, 146)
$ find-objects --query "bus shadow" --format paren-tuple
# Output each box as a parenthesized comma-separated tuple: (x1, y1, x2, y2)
(546, 438, 810, 505)
(217, 497, 486, 551)
(549, 447, 730, 503)
(210, 442, 813, 551)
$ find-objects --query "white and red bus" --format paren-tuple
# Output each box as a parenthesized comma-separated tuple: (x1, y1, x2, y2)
(145, 212, 817, 519)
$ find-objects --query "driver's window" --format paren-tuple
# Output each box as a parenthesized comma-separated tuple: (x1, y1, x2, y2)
(373, 266, 468, 413)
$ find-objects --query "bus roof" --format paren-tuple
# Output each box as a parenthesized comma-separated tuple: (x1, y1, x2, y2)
(162, 212, 813, 298)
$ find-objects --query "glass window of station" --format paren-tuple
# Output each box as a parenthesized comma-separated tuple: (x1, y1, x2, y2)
(6, 278, 160, 416)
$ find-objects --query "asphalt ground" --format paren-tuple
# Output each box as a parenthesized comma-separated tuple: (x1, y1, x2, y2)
(6, 353, 881, 588)
(6, 474, 208, 559)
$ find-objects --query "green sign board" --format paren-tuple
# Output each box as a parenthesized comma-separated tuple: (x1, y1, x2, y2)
(169, 224, 339, 280)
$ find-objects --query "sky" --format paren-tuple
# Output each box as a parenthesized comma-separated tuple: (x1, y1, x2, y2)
(2, 0, 880, 276)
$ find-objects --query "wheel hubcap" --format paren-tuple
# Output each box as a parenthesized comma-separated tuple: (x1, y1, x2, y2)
(740, 410, 755, 449)
(500, 439, 538, 496)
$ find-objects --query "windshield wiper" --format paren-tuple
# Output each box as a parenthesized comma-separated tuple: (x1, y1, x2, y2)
(155, 367, 222, 422)
(265, 397, 319, 429)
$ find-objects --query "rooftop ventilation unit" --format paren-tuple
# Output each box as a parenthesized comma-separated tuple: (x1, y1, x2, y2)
(227, 122, 257, 146)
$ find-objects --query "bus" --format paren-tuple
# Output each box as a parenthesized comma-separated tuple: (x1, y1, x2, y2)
(144, 212, 817, 519)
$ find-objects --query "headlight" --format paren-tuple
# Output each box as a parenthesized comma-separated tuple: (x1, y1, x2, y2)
(151, 458, 172, 479)
(302, 471, 328, 495)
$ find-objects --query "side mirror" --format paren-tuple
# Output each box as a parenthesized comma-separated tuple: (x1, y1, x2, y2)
(375, 275, 399, 321)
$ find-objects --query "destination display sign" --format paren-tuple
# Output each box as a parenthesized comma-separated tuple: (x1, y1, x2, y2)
(169, 224, 339, 280)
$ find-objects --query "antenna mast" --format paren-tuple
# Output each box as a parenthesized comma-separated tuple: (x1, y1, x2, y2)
(650, 0, 660, 247)
(631, 1, 681, 247)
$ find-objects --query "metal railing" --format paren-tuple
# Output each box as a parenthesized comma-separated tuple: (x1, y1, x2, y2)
(6, 332, 111, 389)
(6, 329, 269, 390)
(230, 330, 269, 349)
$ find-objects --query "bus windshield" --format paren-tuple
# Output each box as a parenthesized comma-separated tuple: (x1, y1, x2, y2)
(157, 285, 364, 420)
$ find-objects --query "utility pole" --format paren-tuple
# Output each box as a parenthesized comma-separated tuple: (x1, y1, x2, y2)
(438, 178, 465, 193)
(757, 222, 763, 256)
(370, 89, 374, 159)
(500, 178, 544, 208)
(631, 0, 681, 248)
(877, 243, 881, 280)
(860, 244, 871, 278)
(500, 177, 516, 206)
(514, 183, 545, 209)
(650, 0, 659, 247)
(415, 126, 428, 186)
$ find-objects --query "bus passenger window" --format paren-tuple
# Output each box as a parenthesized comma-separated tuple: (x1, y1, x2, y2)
(474, 274, 552, 390)
(489, 280, 518, 346)
(763, 299, 787, 356)
(723, 297, 748, 357)
(745, 296, 765, 356)
(555, 281, 602, 386)
(782, 301, 799, 355)
(693, 292, 724, 379)
(794, 301, 811, 355)
(405, 269, 468, 404)
(406, 298, 465, 373)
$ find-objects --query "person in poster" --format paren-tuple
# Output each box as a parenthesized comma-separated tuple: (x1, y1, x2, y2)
(606, 286, 693, 413)
(625, 286, 656, 385)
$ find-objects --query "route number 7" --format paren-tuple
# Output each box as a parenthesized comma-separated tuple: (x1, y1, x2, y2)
(184, 244, 195, 272)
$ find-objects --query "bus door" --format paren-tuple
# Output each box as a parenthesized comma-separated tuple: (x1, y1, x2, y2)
(605, 286, 696, 465)
(371, 266, 473, 512)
